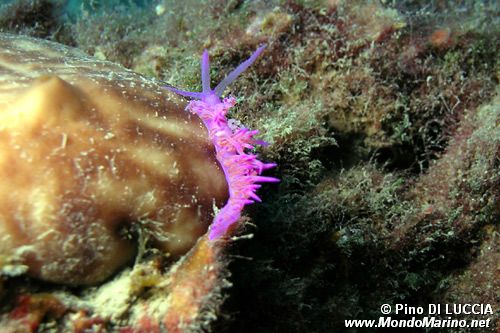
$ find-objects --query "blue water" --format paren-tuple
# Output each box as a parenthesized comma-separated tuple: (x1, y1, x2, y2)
(65, 0, 153, 19)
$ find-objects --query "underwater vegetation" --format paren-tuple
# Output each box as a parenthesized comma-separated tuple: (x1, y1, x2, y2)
(0, 0, 498, 332)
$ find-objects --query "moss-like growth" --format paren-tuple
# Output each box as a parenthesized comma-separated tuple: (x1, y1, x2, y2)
(0, 0, 72, 44)
(67, 1, 498, 331)
(1, 0, 498, 332)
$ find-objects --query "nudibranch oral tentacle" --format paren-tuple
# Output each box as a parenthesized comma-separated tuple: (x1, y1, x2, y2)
(165, 46, 278, 240)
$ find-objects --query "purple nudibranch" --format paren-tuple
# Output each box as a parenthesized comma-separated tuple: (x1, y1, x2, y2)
(165, 46, 278, 240)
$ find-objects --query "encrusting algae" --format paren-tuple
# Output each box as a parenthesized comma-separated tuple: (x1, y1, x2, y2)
(0, 0, 498, 332)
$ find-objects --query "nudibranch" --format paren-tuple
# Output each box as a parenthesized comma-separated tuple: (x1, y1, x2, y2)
(166, 46, 278, 240)
(0, 33, 229, 285)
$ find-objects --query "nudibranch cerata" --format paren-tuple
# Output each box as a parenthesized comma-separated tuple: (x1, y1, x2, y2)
(0, 33, 231, 285)
(165, 45, 278, 240)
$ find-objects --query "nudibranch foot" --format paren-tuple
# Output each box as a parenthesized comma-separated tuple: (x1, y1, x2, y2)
(165, 46, 278, 240)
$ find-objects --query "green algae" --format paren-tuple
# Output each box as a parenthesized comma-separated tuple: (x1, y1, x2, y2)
(0, 0, 498, 332)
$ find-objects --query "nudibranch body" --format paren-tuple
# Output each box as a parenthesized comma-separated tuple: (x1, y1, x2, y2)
(166, 46, 278, 239)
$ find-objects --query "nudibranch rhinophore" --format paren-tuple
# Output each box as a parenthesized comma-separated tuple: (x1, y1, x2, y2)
(0, 33, 230, 285)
